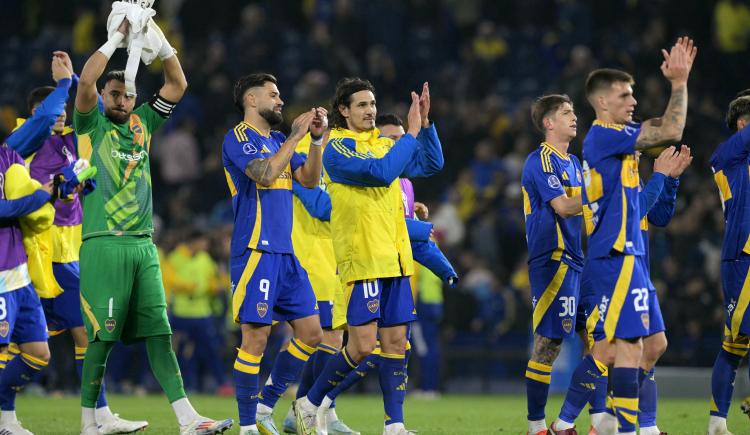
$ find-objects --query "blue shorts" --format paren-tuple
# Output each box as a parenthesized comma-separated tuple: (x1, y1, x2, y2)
(576, 260, 605, 346)
(342, 277, 417, 327)
(230, 249, 318, 325)
(40, 262, 84, 335)
(721, 256, 750, 338)
(0, 285, 48, 345)
(529, 259, 581, 339)
(588, 254, 650, 341)
(318, 301, 333, 330)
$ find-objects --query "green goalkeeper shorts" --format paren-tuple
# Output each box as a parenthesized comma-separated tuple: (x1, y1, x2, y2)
(79, 236, 171, 343)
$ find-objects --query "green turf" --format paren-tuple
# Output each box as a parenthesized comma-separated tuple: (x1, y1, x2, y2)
(11, 393, 749, 434)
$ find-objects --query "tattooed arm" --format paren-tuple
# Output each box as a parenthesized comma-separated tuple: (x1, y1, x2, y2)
(636, 37, 697, 150)
(244, 110, 314, 187)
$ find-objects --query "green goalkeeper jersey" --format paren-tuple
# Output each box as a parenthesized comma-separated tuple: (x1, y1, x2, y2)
(74, 103, 166, 240)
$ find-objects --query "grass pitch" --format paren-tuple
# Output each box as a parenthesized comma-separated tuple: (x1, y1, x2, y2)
(14, 393, 748, 434)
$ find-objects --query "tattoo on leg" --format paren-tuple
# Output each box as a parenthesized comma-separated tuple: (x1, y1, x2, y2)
(531, 335, 562, 365)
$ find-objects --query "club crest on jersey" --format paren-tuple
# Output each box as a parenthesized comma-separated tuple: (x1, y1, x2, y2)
(0, 321, 9, 338)
(640, 313, 650, 330)
(547, 175, 561, 189)
(104, 318, 116, 333)
(257, 302, 269, 318)
(562, 318, 573, 333)
(367, 299, 379, 313)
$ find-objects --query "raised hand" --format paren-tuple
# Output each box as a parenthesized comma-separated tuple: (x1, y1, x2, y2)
(414, 201, 429, 220)
(660, 36, 696, 85)
(419, 82, 430, 128)
(51, 56, 71, 83)
(653, 146, 679, 176)
(310, 107, 329, 139)
(53, 51, 75, 75)
(669, 144, 693, 178)
(290, 110, 316, 141)
(407, 91, 422, 137)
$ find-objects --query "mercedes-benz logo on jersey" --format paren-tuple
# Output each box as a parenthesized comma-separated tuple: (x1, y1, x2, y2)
(243, 143, 258, 155)
(547, 174, 561, 189)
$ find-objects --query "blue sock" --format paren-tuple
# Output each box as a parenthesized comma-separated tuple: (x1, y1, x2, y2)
(711, 348, 743, 418)
(558, 355, 607, 424)
(0, 353, 48, 410)
(525, 360, 552, 421)
(326, 353, 378, 403)
(313, 344, 338, 407)
(234, 349, 262, 426)
(588, 365, 609, 415)
(611, 367, 639, 433)
(638, 367, 657, 428)
(379, 353, 407, 426)
(76, 346, 108, 409)
(295, 354, 316, 400)
(307, 348, 357, 406)
(259, 338, 314, 410)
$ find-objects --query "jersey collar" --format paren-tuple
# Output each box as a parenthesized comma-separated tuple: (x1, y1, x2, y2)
(330, 127, 381, 143)
(241, 121, 270, 138)
(540, 142, 569, 161)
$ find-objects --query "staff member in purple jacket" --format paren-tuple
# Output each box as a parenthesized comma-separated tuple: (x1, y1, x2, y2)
(4, 51, 146, 434)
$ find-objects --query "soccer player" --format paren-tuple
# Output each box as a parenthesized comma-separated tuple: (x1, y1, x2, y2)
(707, 90, 750, 435)
(520, 94, 583, 435)
(277, 132, 359, 435)
(74, 20, 232, 434)
(0, 146, 54, 434)
(222, 72, 328, 435)
(4, 51, 146, 433)
(548, 37, 696, 435)
(294, 79, 443, 435)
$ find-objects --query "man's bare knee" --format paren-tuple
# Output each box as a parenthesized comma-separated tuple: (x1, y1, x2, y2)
(240, 324, 270, 355)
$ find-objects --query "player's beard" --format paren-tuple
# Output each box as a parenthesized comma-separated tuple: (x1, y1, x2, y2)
(106, 107, 130, 124)
(259, 108, 283, 127)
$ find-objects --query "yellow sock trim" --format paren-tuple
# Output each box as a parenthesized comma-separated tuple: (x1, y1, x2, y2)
(342, 349, 357, 368)
(234, 349, 262, 375)
(379, 352, 405, 360)
(20, 353, 49, 370)
(593, 358, 608, 375)
(288, 339, 312, 362)
(317, 344, 339, 355)
(525, 371, 551, 384)
(527, 360, 553, 372)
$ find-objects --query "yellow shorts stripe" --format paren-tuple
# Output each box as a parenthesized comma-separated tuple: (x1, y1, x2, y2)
(525, 370, 551, 384)
(80, 295, 101, 337)
(532, 262, 569, 332)
(603, 255, 635, 341)
(232, 250, 263, 323)
(731, 266, 750, 340)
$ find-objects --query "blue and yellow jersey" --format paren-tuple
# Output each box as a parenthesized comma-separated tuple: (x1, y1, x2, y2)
(710, 125, 750, 260)
(521, 142, 584, 270)
(582, 120, 643, 259)
(222, 121, 306, 257)
(638, 174, 678, 267)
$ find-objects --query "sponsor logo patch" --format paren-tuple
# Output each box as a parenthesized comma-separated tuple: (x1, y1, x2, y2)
(641, 313, 650, 330)
(243, 143, 257, 154)
(257, 302, 269, 318)
(0, 321, 9, 338)
(547, 175, 561, 189)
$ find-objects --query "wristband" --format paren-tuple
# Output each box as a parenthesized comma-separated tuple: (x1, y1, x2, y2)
(310, 136, 323, 146)
(98, 31, 125, 59)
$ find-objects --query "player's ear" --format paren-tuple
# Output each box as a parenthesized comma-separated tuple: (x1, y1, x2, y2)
(339, 104, 349, 119)
(543, 116, 552, 131)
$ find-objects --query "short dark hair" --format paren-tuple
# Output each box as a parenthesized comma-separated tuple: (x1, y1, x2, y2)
(530, 94, 573, 133)
(329, 78, 376, 129)
(727, 92, 750, 131)
(104, 70, 126, 86)
(233, 73, 278, 113)
(27, 86, 55, 112)
(375, 113, 403, 128)
(585, 68, 635, 99)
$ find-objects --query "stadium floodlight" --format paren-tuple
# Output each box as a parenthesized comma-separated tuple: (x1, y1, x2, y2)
(124, 0, 155, 9)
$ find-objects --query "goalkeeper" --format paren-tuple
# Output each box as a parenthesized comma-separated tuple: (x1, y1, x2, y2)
(74, 19, 232, 435)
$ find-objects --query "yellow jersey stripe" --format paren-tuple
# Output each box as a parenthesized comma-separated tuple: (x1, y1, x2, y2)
(603, 255, 635, 341)
(613, 187, 628, 252)
(593, 119, 625, 131)
(224, 169, 238, 197)
(247, 190, 262, 249)
(532, 262, 569, 332)
(541, 142, 569, 161)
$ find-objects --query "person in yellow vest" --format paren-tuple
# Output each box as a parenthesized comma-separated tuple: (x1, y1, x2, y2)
(168, 230, 228, 394)
(295, 79, 443, 435)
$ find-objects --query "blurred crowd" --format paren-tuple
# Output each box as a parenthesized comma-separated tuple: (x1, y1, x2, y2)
(1, 0, 748, 393)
